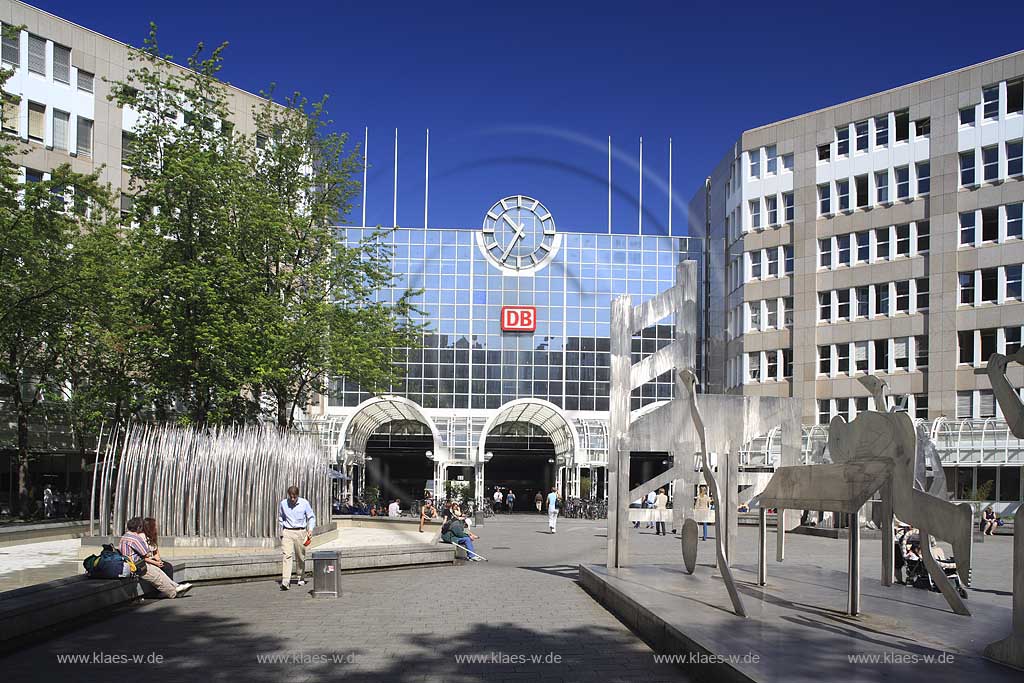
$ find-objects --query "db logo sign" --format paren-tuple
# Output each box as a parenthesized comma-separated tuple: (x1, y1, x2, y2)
(501, 306, 536, 332)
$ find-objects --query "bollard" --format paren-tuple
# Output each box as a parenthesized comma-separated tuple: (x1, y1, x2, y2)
(311, 550, 340, 599)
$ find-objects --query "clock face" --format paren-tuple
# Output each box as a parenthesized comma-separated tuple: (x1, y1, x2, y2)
(481, 195, 556, 270)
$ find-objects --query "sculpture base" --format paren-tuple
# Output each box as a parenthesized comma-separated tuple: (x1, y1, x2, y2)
(580, 562, 1016, 682)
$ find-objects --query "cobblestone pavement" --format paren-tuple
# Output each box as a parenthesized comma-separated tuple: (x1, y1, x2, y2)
(1, 515, 1015, 682)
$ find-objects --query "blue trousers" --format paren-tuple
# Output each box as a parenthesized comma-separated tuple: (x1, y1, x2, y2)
(702, 522, 708, 540)
(453, 536, 475, 554)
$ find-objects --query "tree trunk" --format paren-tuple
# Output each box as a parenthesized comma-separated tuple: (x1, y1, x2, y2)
(17, 408, 32, 518)
(277, 393, 289, 430)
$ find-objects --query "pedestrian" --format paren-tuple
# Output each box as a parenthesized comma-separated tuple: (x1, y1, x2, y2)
(43, 485, 54, 518)
(388, 498, 401, 517)
(119, 517, 191, 598)
(630, 495, 643, 528)
(547, 486, 561, 534)
(442, 518, 483, 561)
(645, 490, 657, 529)
(505, 489, 516, 513)
(694, 484, 713, 541)
(535, 491, 543, 513)
(654, 488, 669, 536)
(419, 498, 438, 533)
(493, 487, 504, 513)
(142, 517, 192, 594)
(278, 485, 316, 591)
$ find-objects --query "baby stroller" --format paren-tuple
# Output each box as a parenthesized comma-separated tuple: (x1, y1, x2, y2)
(901, 531, 968, 599)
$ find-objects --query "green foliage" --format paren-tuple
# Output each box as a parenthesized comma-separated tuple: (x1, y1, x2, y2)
(970, 479, 995, 502)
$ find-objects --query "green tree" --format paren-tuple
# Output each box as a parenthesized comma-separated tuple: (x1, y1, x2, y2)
(246, 92, 423, 428)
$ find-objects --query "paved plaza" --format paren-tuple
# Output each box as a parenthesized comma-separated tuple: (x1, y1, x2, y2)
(0, 516, 1018, 682)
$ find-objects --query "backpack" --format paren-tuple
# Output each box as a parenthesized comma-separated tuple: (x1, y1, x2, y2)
(83, 544, 134, 579)
(555, 496, 563, 510)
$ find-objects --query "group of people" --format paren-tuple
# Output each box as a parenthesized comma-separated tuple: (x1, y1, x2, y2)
(42, 485, 83, 519)
(491, 487, 517, 513)
(117, 516, 193, 599)
(629, 484, 714, 539)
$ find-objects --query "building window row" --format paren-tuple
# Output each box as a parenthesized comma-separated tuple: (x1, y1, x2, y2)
(742, 296, 794, 334)
(744, 191, 794, 234)
(817, 110, 924, 162)
(818, 221, 928, 270)
(959, 79, 1024, 127)
(959, 140, 1023, 187)
(818, 163, 928, 216)
(817, 336, 927, 377)
(956, 389, 997, 420)
(959, 203, 1023, 246)
(747, 144, 794, 180)
(742, 348, 793, 384)
(818, 394, 928, 425)
(1, 97, 93, 157)
(744, 244, 794, 282)
(957, 326, 1023, 366)
(818, 279, 928, 323)
(958, 265, 1023, 306)
(0, 24, 95, 93)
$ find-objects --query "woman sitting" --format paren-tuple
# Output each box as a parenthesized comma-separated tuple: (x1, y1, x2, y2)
(419, 499, 438, 533)
(118, 517, 191, 598)
(142, 517, 191, 596)
(981, 506, 999, 535)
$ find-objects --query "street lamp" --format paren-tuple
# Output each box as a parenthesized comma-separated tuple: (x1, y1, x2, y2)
(483, 451, 494, 463)
(425, 450, 434, 460)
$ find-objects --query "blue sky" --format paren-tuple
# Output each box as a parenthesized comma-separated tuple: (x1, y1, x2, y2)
(31, 0, 1024, 235)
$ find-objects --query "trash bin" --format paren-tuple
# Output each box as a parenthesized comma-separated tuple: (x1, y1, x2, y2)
(311, 550, 340, 599)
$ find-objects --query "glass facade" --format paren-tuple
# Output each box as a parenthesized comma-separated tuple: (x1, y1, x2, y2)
(330, 227, 703, 414)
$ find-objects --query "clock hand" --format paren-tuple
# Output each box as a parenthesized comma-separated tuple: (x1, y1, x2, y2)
(502, 213, 525, 237)
(501, 228, 523, 262)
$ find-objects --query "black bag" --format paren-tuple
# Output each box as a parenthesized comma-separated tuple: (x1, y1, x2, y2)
(83, 544, 130, 579)
(555, 496, 563, 511)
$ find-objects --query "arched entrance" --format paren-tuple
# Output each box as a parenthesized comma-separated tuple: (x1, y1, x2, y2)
(340, 396, 443, 506)
(478, 399, 581, 512)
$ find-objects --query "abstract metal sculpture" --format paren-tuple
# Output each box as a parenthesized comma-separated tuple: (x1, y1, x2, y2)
(93, 423, 329, 539)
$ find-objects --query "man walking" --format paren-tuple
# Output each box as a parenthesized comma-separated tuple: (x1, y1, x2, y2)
(546, 486, 560, 534)
(645, 490, 657, 529)
(279, 485, 316, 591)
(654, 488, 669, 536)
(535, 491, 543, 513)
(505, 489, 516, 514)
(493, 487, 503, 513)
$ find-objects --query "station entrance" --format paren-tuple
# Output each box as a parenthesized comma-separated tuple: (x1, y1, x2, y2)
(364, 421, 435, 505)
(481, 424, 556, 513)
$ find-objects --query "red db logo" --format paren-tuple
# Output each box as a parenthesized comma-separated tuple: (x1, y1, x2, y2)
(501, 306, 536, 332)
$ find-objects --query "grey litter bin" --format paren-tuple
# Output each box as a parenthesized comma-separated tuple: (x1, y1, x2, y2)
(311, 550, 340, 599)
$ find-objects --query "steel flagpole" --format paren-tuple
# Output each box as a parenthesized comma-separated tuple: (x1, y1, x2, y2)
(638, 136, 643, 235)
(393, 128, 398, 228)
(424, 128, 429, 229)
(361, 127, 368, 227)
(608, 135, 612, 235)
(668, 137, 673, 236)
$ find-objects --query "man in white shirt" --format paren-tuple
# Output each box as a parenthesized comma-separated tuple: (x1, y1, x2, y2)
(547, 487, 560, 534)
(388, 499, 401, 517)
(278, 485, 316, 591)
(493, 488, 504, 513)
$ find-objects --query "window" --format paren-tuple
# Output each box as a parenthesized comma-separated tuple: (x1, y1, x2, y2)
(766, 195, 777, 226)
(52, 110, 69, 152)
(895, 166, 909, 199)
(749, 200, 761, 229)
(256, 133, 269, 150)
(1008, 203, 1023, 239)
(818, 346, 830, 374)
(749, 149, 760, 178)
(855, 341, 869, 373)
(1007, 327, 1022, 355)
(894, 109, 909, 142)
(781, 153, 793, 172)
(25, 168, 42, 183)
(767, 247, 778, 277)
(784, 245, 793, 274)
(980, 390, 996, 418)
(916, 278, 929, 310)
(120, 193, 134, 222)
(836, 289, 850, 319)
(960, 151, 976, 186)
(875, 170, 888, 203)
(819, 292, 831, 322)
(818, 184, 831, 214)
(52, 44, 70, 84)
(837, 179, 850, 211)
(982, 207, 998, 242)
(957, 391, 973, 419)
(856, 286, 870, 317)
(121, 131, 136, 167)
(895, 224, 910, 256)
(855, 174, 868, 208)
(76, 117, 93, 157)
(77, 70, 95, 94)
(783, 348, 793, 379)
(766, 351, 778, 380)
(27, 101, 44, 142)
(1009, 79, 1023, 115)
(1, 27, 18, 67)
(981, 267, 998, 303)
(1006, 264, 1022, 300)
(916, 221, 930, 252)
(750, 251, 761, 279)
(960, 106, 976, 126)
(855, 120, 869, 151)
(818, 399, 831, 425)
(2, 96, 17, 135)
(915, 336, 928, 369)
(818, 238, 831, 268)
(836, 126, 849, 156)
(875, 115, 888, 146)
(875, 339, 889, 372)
(916, 162, 930, 195)
(856, 231, 870, 262)
(982, 145, 999, 182)
(894, 337, 909, 370)
(983, 85, 1000, 121)
(783, 297, 793, 327)
(767, 299, 778, 328)
(914, 118, 930, 138)
(876, 227, 890, 260)
(749, 302, 761, 331)
(27, 34, 45, 75)
(895, 280, 910, 313)
(1008, 140, 1023, 177)
(981, 328, 998, 362)
(837, 343, 850, 373)
(817, 143, 831, 162)
(959, 211, 976, 245)
(959, 272, 975, 305)
(783, 192, 794, 223)
(766, 145, 777, 175)
(875, 284, 890, 316)
(837, 234, 851, 266)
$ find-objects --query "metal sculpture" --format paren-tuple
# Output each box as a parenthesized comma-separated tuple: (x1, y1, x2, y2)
(93, 423, 329, 539)
(680, 368, 746, 617)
